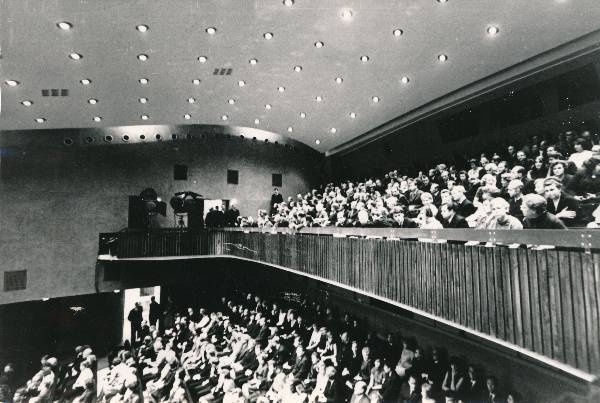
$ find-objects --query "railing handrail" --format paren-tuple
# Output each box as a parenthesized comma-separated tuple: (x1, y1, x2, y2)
(201, 226, 597, 250)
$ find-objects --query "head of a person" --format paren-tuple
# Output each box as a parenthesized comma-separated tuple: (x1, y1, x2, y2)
(490, 197, 510, 220)
(354, 380, 367, 396)
(361, 346, 370, 360)
(550, 160, 567, 177)
(481, 174, 497, 187)
(516, 150, 527, 161)
(508, 145, 515, 155)
(486, 376, 497, 393)
(440, 202, 457, 220)
(574, 138, 590, 152)
(274, 188, 279, 195)
(583, 157, 600, 176)
(521, 194, 547, 219)
(450, 186, 466, 202)
(421, 382, 434, 399)
(544, 177, 563, 200)
(534, 178, 546, 195)
(421, 192, 433, 206)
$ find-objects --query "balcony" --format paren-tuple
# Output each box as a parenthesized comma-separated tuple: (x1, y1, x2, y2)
(98, 227, 600, 380)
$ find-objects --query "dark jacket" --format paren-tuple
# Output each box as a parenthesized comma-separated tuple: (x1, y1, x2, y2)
(442, 214, 469, 229)
(523, 212, 567, 229)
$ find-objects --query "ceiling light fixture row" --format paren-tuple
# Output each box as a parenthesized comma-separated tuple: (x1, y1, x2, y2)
(5, 80, 20, 86)
(69, 53, 82, 60)
(136, 24, 149, 32)
(80, 78, 91, 85)
(21, 100, 33, 106)
(139, 78, 149, 84)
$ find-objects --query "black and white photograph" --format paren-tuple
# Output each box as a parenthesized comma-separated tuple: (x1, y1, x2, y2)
(1, 1, 600, 402)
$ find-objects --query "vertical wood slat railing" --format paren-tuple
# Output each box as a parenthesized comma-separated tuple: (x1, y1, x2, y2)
(99, 229, 600, 376)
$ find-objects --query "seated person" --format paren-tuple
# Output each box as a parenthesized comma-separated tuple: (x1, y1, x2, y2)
(521, 194, 567, 229)
(484, 198, 523, 230)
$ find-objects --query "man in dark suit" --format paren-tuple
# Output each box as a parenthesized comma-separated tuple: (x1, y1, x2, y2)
(149, 297, 161, 330)
(507, 179, 525, 223)
(544, 176, 578, 227)
(440, 202, 469, 228)
(521, 194, 567, 229)
(291, 345, 311, 380)
(320, 366, 340, 403)
(450, 186, 476, 218)
(127, 302, 143, 344)
(388, 206, 418, 228)
(379, 360, 402, 402)
(399, 374, 421, 403)
(270, 188, 284, 215)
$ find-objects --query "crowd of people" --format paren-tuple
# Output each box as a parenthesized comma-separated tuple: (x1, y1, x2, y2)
(0, 346, 98, 402)
(107, 291, 523, 403)
(236, 131, 600, 230)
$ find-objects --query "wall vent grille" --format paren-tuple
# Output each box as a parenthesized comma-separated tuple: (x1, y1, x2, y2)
(213, 68, 233, 76)
(41, 89, 69, 97)
(4, 270, 27, 291)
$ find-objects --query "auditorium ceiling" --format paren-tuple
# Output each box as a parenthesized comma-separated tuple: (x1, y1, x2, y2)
(1, 0, 600, 153)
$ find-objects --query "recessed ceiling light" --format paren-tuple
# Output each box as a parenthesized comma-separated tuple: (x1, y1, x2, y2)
(437, 0, 448, 3)
(277, 86, 285, 92)
(137, 54, 148, 61)
(139, 97, 148, 104)
(249, 58, 258, 65)
(283, 0, 294, 6)
(80, 78, 91, 85)
(340, 9, 353, 20)
(192, 79, 201, 85)
(206, 27, 217, 35)
(141, 114, 149, 120)
(265, 104, 272, 110)
(57, 22, 72, 30)
(360, 55, 370, 62)
(400, 76, 410, 84)
(35, 118, 46, 123)
(315, 96, 323, 102)
(139, 78, 149, 84)
(93, 116, 102, 122)
(486, 25, 499, 36)
(393, 29, 404, 37)
(5, 80, 19, 86)
(300, 112, 306, 118)
(184, 114, 191, 120)
(438, 54, 448, 62)
(287, 126, 293, 132)
(315, 139, 321, 145)
(263, 32, 274, 40)
(330, 128, 337, 134)
(254, 118, 260, 125)
(293, 65, 302, 72)
(335, 77, 343, 84)
(372, 96, 380, 102)
(69, 53, 82, 60)
(227, 98, 236, 104)
(188, 97, 196, 103)
(21, 100, 33, 106)
(238, 80, 246, 87)
(221, 115, 229, 121)
(349, 112, 357, 119)
(88, 98, 98, 105)
(198, 56, 208, 63)
(136, 24, 149, 32)
(314, 41, 325, 48)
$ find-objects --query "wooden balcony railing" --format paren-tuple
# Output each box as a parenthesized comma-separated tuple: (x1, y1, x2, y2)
(98, 227, 600, 378)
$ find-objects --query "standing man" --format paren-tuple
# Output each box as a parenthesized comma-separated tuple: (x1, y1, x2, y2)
(149, 296, 161, 331)
(128, 302, 143, 344)
(270, 188, 284, 215)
